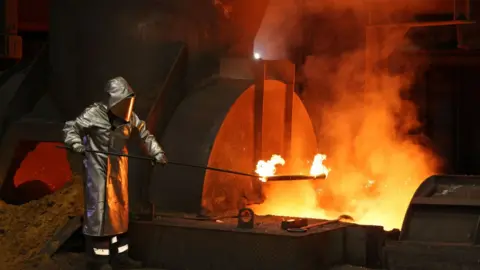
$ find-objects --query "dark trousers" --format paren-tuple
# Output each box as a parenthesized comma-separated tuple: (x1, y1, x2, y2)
(85, 233, 129, 263)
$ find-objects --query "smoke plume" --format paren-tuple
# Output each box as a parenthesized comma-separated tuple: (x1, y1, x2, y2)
(253, 0, 441, 230)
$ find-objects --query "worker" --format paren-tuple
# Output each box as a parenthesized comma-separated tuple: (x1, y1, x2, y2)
(63, 77, 167, 270)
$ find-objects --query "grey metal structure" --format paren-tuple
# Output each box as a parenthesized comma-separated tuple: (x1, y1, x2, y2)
(385, 175, 480, 269)
(152, 77, 254, 214)
(129, 217, 385, 270)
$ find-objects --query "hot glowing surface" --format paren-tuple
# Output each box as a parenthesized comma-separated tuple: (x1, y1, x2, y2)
(14, 142, 72, 191)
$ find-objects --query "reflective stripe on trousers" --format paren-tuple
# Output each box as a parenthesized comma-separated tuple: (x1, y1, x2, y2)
(111, 235, 128, 254)
(86, 233, 129, 257)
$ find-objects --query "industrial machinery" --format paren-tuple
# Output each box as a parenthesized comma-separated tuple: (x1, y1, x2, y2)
(1, 0, 480, 269)
(385, 175, 480, 269)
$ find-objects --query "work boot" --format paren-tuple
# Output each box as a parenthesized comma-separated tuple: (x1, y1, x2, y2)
(111, 252, 143, 269)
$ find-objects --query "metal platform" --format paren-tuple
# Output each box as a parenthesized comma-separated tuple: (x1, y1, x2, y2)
(128, 215, 385, 270)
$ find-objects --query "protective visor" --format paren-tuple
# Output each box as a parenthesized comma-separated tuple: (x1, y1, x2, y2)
(110, 96, 135, 122)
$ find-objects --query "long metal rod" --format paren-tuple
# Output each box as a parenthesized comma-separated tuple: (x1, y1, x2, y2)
(57, 145, 259, 178)
(171, 162, 258, 178)
(57, 146, 325, 181)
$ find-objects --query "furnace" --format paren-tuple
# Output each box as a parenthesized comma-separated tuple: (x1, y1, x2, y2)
(126, 57, 388, 270)
(150, 58, 320, 216)
(203, 78, 319, 214)
(0, 121, 73, 205)
(0, 141, 71, 204)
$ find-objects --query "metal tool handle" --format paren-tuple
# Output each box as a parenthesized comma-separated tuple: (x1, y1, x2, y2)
(56, 145, 325, 181)
(58, 145, 154, 161)
(168, 162, 259, 178)
(56, 145, 259, 178)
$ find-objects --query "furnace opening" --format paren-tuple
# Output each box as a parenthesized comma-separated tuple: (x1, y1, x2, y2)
(0, 141, 72, 205)
(202, 80, 318, 215)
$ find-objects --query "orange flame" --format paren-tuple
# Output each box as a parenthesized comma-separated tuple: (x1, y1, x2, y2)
(255, 153, 331, 181)
(310, 154, 330, 177)
(250, 0, 442, 232)
(255, 154, 285, 182)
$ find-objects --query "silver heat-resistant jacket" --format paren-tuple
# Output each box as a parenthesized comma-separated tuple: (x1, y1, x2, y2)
(63, 77, 164, 236)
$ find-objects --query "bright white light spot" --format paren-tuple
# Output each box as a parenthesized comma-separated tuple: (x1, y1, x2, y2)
(253, 52, 261, 60)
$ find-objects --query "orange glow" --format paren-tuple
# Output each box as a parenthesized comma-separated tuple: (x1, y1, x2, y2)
(310, 154, 330, 177)
(14, 142, 72, 192)
(252, 54, 439, 230)
(255, 154, 285, 182)
(252, 2, 441, 230)
(253, 131, 438, 231)
(202, 80, 318, 214)
(255, 153, 330, 181)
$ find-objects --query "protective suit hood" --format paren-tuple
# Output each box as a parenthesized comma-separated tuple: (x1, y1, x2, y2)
(105, 77, 135, 122)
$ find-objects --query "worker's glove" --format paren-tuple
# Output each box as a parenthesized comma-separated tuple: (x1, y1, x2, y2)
(72, 143, 85, 154)
(154, 152, 168, 166)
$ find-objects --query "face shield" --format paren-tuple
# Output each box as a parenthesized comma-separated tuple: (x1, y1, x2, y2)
(110, 96, 135, 122)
